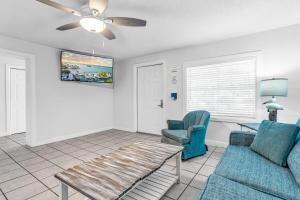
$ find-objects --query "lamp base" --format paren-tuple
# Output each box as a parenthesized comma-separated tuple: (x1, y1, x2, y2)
(268, 109, 277, 122)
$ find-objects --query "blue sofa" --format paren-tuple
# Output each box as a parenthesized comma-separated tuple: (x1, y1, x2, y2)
(161, 110, 210, 160)
(200, 124, 300, 200)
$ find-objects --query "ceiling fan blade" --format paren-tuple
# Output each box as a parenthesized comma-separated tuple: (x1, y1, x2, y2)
(89, 0, 108, 14)
(56, 21, 81, 31)
(36, 0, 82, 16)
(101, 28, 116, 40)
(107, 17, 146, 27)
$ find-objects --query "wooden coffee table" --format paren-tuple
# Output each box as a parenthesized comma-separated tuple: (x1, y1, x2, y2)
(55, 142, 183, 200)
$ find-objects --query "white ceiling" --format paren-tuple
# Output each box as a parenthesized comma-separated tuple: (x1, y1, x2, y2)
(1, 0, 300, 59)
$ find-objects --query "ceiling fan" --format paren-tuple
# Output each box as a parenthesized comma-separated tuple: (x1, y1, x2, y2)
(36, 0, 147, 40)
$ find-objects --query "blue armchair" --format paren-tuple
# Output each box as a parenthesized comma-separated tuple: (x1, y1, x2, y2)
(161, 110, 210, 160)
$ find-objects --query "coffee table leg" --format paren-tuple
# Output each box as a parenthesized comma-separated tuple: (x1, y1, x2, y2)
(60, 182, 68, 200)
(176, 152, 181, 184)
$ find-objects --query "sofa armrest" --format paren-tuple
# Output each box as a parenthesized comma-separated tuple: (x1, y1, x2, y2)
(230, 131, 256, 146)
(167, 120, 184, 130)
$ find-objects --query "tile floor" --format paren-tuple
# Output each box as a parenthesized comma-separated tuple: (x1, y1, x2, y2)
(0, 129, 225, 200)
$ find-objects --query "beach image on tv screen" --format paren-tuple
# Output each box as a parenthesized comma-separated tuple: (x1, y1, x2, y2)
(61, 51, 113, 83)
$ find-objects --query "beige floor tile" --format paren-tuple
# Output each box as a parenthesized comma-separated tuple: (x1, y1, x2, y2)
(205, 157, 220, 167)
(41, 175, 59, 188)
(69, 149, 90, 157)
(41, 151, 65, 160)
(165, 183, 187, 199)
(0, 131, 226, 200)
(52, 185, 77, 196)
(0, 174, 37, 193)
(27, 190, 58, 200)
(12, 152, 38, 162)
(19, 156, 46, 167)
(210, 152, 223, 160)
(32, 166, 62, 179)
(0, 154, 9, 161)
(182, 161, 202, 173)
(188, 156, 208, 164)
(5, 182, 47, 200)
(77, 153, 99, 161)
(49, 155, 74, 164)
(0, 168, 28, 183)
(215, 147, 226, 153)
(0, 158, 15, 167)
(190, 174, 208, 189)
(0, 163, 21, 173)
(95, 148, 114, 155)
(178, 186, 202, 200)
(24, 161, 54, 173)
(180, 170, 196, 185)
(56, 158, 83, 170)
(198, 165, 215, 177)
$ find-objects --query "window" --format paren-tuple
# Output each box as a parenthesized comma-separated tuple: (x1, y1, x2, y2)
(185, 57, 256, 119)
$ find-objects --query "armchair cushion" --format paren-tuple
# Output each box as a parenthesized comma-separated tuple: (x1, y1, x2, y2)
(167, 120, 184, 130)
(250, 120, 299, 167)
(288, 141, 300, 186)
(161, 129, 189, 144)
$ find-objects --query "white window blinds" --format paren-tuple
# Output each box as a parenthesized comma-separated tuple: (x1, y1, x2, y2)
(186, 58, 256, 119)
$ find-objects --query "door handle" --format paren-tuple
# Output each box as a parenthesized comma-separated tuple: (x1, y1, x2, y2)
(157, 99, 164, 108)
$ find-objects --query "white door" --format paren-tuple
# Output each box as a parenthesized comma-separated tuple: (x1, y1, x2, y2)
(7, 66, 26, 134)
(137, 64, 164, 135)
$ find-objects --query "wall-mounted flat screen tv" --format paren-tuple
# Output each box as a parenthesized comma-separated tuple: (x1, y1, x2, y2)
(60, 50, 113, 83)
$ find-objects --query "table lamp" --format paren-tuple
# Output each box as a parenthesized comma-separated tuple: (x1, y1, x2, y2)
(260, 78, 288, 121)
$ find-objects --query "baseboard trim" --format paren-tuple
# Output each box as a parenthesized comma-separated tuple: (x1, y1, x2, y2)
(0, 132, 9, 137)
(31, 127, 113, 147)
(113, 127, 136, 133)
(206, 139, 228, 147)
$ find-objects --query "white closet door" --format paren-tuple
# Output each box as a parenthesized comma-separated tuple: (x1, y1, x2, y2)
(9, 67, 26, 134)
(137, 64, 164, 135)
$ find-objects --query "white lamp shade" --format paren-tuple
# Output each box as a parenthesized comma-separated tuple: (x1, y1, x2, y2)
(260, 78, 288, 97)
(80, 17, 106, 33)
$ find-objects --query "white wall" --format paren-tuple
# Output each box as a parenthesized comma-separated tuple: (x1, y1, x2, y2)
(0, 35, 114, 146)
(0, 54, 26, 135)
(114, 24, 300, 146)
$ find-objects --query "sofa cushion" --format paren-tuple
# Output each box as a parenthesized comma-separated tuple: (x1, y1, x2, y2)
(200, 174, 281, 200)
(161, 129, 189, 144)
(250, 120, 299, 166)
(288, 141, 300, 186)
(296, 118, 300, 143)
(215, 145, 300, 200)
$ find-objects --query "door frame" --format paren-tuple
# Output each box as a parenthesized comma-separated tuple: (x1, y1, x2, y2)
(6, 64, 26, 136)
(0, 48, 37, 146)
(133, 60, 167, 134)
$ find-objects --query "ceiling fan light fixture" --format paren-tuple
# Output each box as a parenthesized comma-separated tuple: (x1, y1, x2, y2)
(80, 17, 106, 33)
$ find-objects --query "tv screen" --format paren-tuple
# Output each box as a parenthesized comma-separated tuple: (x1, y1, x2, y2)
(60, 50, 113, 83)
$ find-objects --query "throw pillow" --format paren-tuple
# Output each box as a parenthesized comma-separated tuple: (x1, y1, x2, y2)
(250, 120, 299, 167)
(287, 141, 300, 185)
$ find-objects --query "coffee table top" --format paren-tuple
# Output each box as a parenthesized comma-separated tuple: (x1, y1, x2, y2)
(237, 122, 260, 131)
(55, 142, 183, 200)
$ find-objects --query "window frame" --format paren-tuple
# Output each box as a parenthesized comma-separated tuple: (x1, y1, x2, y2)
(183, 52, 261, 123)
